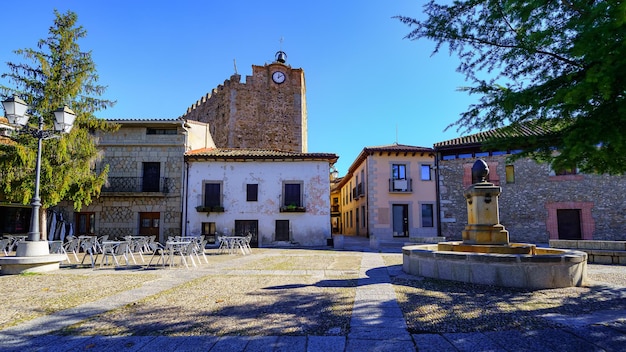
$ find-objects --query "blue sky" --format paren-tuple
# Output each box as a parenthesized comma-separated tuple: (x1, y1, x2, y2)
(1, 1, 477, 175)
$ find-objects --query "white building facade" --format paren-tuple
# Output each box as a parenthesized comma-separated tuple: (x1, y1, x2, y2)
(183, 148, 338, 247)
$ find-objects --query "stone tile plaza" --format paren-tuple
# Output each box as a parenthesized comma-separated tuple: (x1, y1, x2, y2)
(0, 238, 625, 351)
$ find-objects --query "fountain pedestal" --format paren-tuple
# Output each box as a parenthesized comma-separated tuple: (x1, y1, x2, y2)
(446, 160, 535, 255)
(462, 182, 509, 244)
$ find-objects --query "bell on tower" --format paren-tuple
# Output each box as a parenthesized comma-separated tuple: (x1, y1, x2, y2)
(275, 51, 287, 63)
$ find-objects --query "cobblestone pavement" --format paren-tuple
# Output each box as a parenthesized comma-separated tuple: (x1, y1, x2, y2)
(0, 237, 625, 351)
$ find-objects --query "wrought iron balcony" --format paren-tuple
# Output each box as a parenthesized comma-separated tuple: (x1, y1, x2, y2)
(101, 177, 173, 193)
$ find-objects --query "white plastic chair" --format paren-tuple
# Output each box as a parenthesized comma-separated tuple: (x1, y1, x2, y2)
(100, 242, 130, 267)
(49, 240, 69, 263)
(164, 241, 197, 269)
(196, 239, 209, 264)
(63, 237, 81, 262)
(242, 233, 253, 254)
(147, 241, 168, 267)
(8, 236, 26, 252)
(1, 238, 12, 255)
(95, 235, 109, 253)
(217, 236, 229, 254)
(128, 237, 148, 264)
(79, 237, 98, 268)
(179, 242, 198, 268)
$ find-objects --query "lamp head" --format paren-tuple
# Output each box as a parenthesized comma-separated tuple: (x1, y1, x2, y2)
(2, 95, 30, 127)
(53, 106, 76, 133)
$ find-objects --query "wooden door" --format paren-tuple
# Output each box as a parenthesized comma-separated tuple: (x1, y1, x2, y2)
(139, 212, 160, 237)
(275, 220, 289, 242)
(557, 209, 582, 240)
(235, 220, 259, 247)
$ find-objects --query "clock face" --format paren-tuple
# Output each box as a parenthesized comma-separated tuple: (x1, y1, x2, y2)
(272, 71, 286, 84)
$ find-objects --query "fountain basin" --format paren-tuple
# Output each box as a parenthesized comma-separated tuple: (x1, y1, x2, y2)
(0, 241, 66, 275)
(438, 241, 536, 254)
(402, 243, 587, 289)
(0, 254, 66, 275)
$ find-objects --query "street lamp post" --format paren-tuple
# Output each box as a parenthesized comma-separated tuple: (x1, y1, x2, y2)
(2, 95, 75, 256)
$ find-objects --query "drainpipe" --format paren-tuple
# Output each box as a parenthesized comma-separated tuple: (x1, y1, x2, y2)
(435, 151, 442, 238)
(180, 118, 190, 238)
(365, 157, 369, 238)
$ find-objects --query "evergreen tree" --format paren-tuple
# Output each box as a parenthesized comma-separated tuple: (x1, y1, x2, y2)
(0, 10, 117, 237)
(397, 0, 626, 174)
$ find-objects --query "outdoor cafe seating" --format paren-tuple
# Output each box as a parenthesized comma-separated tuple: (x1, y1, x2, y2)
(2, 234, 28, 253)
(1, 232, 221, 270)
(148, 238, 199, 269)
(100, 240, 131, 267)
(217, 233, 252, 255)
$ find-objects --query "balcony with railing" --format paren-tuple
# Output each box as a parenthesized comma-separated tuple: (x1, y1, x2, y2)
(389, 178, 413, 193)
(101, 177, 174, 194)
(352, 183, 365, 200)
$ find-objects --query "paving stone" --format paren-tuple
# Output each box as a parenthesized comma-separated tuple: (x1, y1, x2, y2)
(345, 338, 416, 352)
(561, 325, 626, 352)
(443, 332, 507, 352)
(482, 330, 557, 352)
(208, 336, 249, 352)
(520, 329, 605, 352)
(242, 335, 280, 352)
(72, 335, 155, 351)
(306, 336, 346, 352)
(348, 327, 412, 341)
(274, 336, 307, 352)
(412, 334, 458, 352)
(158, 335, 220, 351)
(0, 335, 91, 352)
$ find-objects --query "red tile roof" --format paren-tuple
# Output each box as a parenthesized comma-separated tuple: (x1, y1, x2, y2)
(361, 143, 433, 154)
(185, 148, 338, 163)
(434, 121, 555, 150)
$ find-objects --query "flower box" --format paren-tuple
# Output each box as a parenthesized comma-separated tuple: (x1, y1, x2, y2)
(195, 206, 225, 213)
(280, 206, 306, 213)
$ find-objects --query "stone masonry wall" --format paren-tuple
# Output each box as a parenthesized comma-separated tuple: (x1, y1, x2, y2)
(439, 155, 626, 243)
(183, 63, 307, 152)
(56, 125, 185, 242)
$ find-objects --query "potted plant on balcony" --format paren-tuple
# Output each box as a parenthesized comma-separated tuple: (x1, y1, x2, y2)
(195, 205, 211, 212)
(196, 205, 225, 213)
(281, 203, 305, 212)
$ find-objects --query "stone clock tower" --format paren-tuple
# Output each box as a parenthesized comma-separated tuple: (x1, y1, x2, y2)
(182, 51, 308, 153)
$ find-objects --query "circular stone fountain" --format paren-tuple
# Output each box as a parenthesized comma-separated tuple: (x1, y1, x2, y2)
(403, 159, 587, 289)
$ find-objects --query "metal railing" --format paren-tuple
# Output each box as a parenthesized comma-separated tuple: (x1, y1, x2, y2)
(388, 178, 413, 192)
(101, 177, 173, 193)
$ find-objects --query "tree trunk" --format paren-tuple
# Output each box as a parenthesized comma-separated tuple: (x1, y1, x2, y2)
(40, 208, 47, 241)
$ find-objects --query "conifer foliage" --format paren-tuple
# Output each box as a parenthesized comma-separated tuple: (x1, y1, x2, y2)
(0, 10, 117, 214)
(397, 0, 626, 174)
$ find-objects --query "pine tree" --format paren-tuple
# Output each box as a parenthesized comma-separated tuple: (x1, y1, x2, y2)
(397, 0, 626, 174)
(0, 10, 117, 238)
